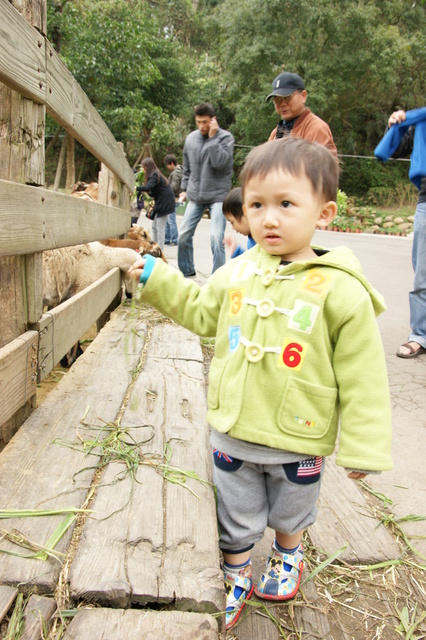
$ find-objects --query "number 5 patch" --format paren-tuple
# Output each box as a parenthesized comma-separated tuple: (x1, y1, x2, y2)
(278, 339, 308, 371)
(288, 300, 320, 334)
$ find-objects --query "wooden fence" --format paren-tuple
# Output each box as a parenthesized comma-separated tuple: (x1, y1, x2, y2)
(0, 0, 135, 447)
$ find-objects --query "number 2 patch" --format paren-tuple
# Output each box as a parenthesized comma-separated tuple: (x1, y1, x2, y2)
(302, 268, 330, 297)
(288, 300, 320, 334)
(278, 339, 308, 371)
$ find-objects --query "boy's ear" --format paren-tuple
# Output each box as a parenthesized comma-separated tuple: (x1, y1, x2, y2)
(242, 203, 248, 217)
(317, 201, 337, 228)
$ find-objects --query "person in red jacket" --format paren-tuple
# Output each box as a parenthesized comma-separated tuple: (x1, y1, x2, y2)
(266, 72, 337, 158)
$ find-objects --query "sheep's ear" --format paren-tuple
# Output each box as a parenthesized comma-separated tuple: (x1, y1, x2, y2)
(132, 223, 137, 228)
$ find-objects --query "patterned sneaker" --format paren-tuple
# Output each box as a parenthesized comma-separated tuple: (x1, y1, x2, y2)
(255, 543, 304, 601)
(223, 562, 254, 629)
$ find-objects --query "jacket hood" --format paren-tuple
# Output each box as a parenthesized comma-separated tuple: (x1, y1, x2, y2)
(252, 244, 387, 316)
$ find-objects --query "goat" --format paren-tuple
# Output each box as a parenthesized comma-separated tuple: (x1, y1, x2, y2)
(100, 224, 168, 262)
(71, 181, 99, 201)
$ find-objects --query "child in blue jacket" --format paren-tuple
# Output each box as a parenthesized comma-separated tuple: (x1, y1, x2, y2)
(223, 187, 256, 258)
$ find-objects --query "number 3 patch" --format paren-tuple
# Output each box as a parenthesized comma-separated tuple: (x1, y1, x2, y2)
(288, 300, 320, 334)
(278, 339, 308, 371)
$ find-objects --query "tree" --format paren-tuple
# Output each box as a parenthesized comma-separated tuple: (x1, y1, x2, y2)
(47, 0, 197, 163)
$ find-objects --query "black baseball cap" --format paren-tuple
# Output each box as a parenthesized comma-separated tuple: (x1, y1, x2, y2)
(266, 72, 305, 101)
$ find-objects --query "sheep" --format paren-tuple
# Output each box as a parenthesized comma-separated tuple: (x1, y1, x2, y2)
(43, 242, 141, 367)
(42, 242, 140, 308)
(100, 224, 168, 262)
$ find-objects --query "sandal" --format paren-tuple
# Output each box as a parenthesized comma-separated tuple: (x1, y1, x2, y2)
(396, 342, 426, 359)
(223, 563, 254, 630)
(255, 543, 304, 601)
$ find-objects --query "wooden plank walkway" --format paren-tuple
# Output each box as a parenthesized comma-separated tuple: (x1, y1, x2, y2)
(68, 322, 224, 613)
(62, 608, 219, 639)
(0, 307, 146, 592)
(0, 300, 404, 639)
(0, 304, 223, 637)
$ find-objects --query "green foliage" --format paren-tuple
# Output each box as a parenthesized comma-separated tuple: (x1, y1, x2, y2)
(212, 0, 426, 163)
(337, 189, 349, 217)
(47, 0, 197, 165)
(340, 156, 412, 197)
(46, 0, 426, 196)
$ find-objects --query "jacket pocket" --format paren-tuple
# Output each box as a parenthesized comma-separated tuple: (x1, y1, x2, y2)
(278, 378, 338, 440)
(207, 357, 227, 410)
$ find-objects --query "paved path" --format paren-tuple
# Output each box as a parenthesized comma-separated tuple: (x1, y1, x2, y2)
(162, 218, 426, 557)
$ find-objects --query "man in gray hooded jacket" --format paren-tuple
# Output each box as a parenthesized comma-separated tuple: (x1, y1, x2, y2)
(178, 103, 234, 276)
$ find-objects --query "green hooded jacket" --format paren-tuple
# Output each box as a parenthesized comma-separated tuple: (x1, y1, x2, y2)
(139, 245, 392, 472)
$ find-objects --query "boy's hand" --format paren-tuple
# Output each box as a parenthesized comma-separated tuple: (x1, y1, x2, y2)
(347, 471, 368, 480)
(128, 258, 147, 282)
(209, 116, 219, 138)
(224, 235, 238, 254)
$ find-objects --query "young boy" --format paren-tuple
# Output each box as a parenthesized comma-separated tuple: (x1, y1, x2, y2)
(223, 187, 256, 258)
(128, 137, 392, 630)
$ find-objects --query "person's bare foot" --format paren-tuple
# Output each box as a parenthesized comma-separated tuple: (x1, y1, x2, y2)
(396, 341, 426, 359)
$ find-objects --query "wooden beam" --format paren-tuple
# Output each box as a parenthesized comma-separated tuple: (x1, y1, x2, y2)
(34, 268, 122, 381)
(0, 331, 38, 426)
(62, 609, 218, 640)
(0, 1, 134, 190)
(21, 594, 57, 640)
(0, 180, 132, 257)
(0, 585, 18, 624)
(45, 44, 134, 190)
(0, 0, 45, 103)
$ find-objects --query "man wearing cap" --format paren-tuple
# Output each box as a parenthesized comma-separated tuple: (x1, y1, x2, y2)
(266, 72, 337, 157)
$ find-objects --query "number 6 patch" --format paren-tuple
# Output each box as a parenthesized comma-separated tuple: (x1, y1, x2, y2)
(278, 339, 308, 371)
(288, 300, 320, 334)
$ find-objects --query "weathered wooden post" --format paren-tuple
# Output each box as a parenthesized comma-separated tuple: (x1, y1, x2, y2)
(0, 0, 46, 447)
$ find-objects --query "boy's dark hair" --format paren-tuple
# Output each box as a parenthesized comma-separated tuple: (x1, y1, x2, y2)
(164, 154, 177, 166)
(240, 137, 340, 202)
(223, 187, 244, 220)
(194, 102, 216, 118)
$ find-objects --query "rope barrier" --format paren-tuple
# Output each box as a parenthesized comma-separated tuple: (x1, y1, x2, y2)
(234, 144, 410, 162)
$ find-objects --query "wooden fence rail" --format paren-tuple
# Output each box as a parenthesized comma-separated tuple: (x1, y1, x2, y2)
(0, 0, 135, 445)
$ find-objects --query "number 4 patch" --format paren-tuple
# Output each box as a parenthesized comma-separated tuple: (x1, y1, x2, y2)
(288, 300, 320, 334)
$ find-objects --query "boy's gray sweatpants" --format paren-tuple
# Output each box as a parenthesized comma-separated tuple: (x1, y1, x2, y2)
(212, 454, 324, 553)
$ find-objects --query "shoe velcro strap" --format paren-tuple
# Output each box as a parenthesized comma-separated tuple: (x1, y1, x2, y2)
(225, 572, 252, 593)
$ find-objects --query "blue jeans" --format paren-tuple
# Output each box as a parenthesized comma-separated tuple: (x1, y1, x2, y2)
(178, 201, 226, 276)
(165, 208, 179, 244)
(151, 214, 169, 250)
(408, 202, 426, 348)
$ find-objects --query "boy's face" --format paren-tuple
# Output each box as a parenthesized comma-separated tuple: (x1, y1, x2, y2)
(243, 169, 336, 262)
(224, 213, 251, 237)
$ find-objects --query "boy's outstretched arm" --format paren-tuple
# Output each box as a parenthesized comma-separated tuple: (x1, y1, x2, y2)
(128, 258, 148, 283)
